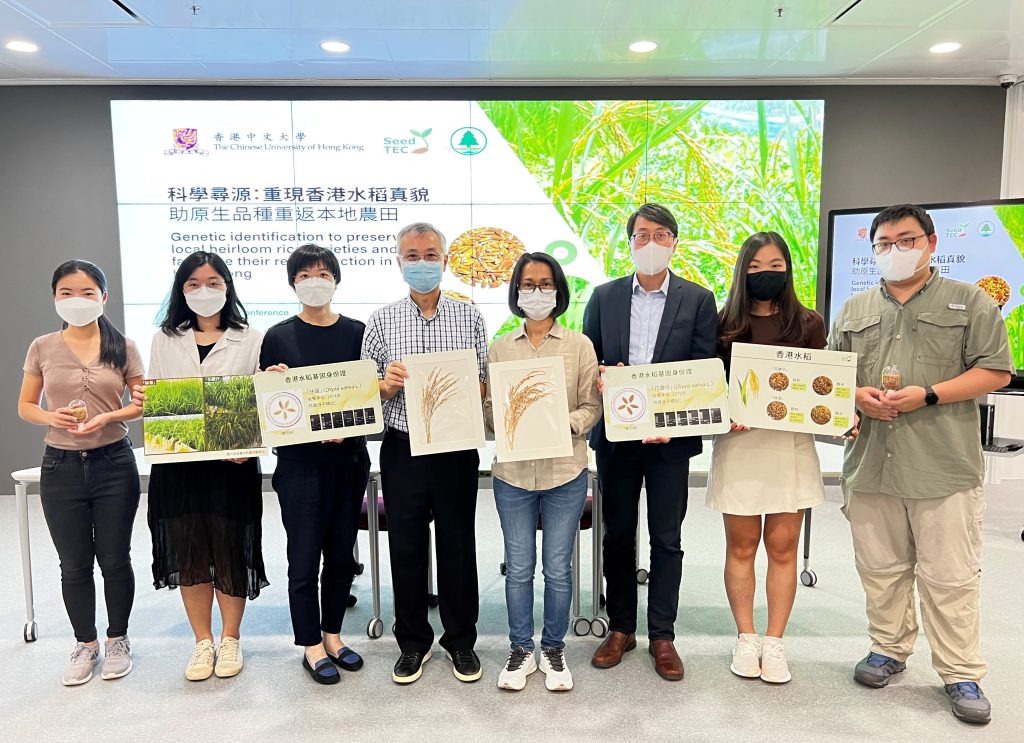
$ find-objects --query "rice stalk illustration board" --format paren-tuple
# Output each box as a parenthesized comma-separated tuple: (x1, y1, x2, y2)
(489, 356, 573, 463)
(404, 349, 486, 456)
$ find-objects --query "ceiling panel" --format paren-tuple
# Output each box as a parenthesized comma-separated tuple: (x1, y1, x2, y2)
(603, 0, 849, 30)
(3, 0, 139, 26)
(488, 29, 597, 63)
(685, 30, 813, 61)
(490, 0, 609, 30)
(384, 29, 489, 62)
(832, 0, 970, 27)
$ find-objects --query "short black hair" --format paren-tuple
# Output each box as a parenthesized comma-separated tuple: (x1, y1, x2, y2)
(626, 203, 678, 239)
(869, 204, 935, 242)
(159, 250, 249, 336)
(286, 244, 340, 287)
(507, 252, 570, 319)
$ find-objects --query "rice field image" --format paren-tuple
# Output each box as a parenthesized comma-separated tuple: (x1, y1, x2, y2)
(142, 378, 204, 417)
(144, 418, 205, 454)
(202, 376, 261, 451)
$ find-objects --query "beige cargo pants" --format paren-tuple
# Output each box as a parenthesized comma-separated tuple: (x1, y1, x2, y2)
(842, 485, 986, 683)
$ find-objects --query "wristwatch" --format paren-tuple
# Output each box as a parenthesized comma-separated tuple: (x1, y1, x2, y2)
(924, 386, 939, 406)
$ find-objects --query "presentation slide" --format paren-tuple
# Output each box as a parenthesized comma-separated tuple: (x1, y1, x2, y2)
(110, 99, 824, 363)
(829, 202, 1024, 369)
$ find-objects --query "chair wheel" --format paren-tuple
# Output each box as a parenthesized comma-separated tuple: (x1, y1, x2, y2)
(347, 594, 358, 608)
(499, 562, 507, 576)
(591, 617, 609, 638)
(24, 622, 38, 643)
(800, 569, 817, 587)
(599, 593, 606, 608)
(572, 617, 592, 636)
(427, 593, 439, 608)
(355, 563, 365, 576)
(366, 618, 383, 639)
(636, 568, 649, 584)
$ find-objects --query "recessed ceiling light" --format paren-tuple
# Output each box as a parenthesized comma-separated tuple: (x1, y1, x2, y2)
(929, 41, 961, 54)
(629, 40, 658, 54)
(5, 39, 38, 53)
(320, 40, 351, 54)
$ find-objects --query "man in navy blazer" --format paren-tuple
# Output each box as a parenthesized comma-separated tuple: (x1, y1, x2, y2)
(583, 203, 718, 681)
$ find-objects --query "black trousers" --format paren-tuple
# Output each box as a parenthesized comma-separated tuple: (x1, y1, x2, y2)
(597, 441, 689, 640)
(380, 430, 480, 654)
(273, 448, 370, 647)
(38, 438, 141, 643)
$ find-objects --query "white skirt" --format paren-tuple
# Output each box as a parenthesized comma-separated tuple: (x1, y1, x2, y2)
(705, 427, 826, 516)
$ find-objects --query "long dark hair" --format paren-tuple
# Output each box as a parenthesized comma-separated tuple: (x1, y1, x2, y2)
(159, 251, 248, 336)
(718, 232, 815, 355)
(51, 260, 128, 369)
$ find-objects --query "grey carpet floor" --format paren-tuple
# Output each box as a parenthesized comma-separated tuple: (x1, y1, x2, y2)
(1, 482, 1022, 743)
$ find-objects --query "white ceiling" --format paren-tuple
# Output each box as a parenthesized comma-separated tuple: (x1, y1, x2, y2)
(0, 0, 1022, 85)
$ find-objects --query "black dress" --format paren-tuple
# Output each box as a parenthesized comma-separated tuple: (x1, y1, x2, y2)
(148, 342, 269, 599)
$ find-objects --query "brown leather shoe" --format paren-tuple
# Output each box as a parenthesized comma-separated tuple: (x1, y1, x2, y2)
(648, 639, 684, 681)
(591, 631, 637, 668)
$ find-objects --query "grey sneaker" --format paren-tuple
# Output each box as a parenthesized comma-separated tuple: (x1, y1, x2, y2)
(101, 636, 133, 680)
(62, 642, 100, 686)
(854, 651, 906, 688)
(945, 682, 991, 725)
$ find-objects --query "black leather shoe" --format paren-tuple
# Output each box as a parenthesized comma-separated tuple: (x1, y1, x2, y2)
(446, 649, 482, 682)
(327, 647, 363, 672)
(392, 650, 431, 684)
(302, 654, 340, 685)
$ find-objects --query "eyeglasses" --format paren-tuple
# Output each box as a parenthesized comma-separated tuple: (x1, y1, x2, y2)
(401, 253, 443, 264)
(184, 279, 226, 291)
(519, 282, 557, 294)
(629, 231, 675, 246)
(294, 270, 335, 282)
(871, 234, 926, 255)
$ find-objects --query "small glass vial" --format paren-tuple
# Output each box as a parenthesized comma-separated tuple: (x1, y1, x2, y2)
(880, 365, 901, 392)
(69, 399, 88, 431)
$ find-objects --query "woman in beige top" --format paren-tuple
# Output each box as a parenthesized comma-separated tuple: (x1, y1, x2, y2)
(18, 260, 144, 687)
(484, 252, 600, 693)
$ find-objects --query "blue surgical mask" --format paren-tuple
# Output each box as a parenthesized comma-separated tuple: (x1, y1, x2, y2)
(402, 260, 443, 293)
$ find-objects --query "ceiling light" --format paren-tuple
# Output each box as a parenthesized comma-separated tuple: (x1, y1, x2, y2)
(929, 41, 961, 54)
(5, 39, 38, 53)
(629, 40, 658, 54)
(320, 40, 351, 54)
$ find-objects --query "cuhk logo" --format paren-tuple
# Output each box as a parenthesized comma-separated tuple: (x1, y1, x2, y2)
(856, 227, 868, 241)
(165, 128, 209, 156)
(978, 221, 995, 237)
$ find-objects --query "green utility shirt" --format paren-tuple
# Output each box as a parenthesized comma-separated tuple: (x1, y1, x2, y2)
(828, 269, 1013, 499)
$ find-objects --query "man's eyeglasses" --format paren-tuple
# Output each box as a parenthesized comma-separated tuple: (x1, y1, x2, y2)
(401, 253, 443, 263)
(629, 231, 675, 247)
(871, 234, 927, 255)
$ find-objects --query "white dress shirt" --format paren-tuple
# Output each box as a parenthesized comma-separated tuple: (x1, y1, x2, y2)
(628, 271, 670, 365)
(148, 325, 263, 378)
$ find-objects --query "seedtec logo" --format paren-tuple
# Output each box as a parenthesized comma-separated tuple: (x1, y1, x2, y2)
(946, 223, 969, 238)
(384, 128, 432, 154)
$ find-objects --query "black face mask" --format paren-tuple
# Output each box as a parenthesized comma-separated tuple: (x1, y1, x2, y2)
(746, 270, 787, 301)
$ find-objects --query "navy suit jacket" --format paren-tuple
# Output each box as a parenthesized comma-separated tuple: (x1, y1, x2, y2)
(582, 271, 719, 463)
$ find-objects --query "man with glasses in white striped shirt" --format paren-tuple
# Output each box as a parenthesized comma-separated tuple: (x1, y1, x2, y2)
(361, 222, 489, 685)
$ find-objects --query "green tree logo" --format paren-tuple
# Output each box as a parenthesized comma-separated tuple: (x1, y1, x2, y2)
(409, 127, 432, 153)
(450, 126, 487, 156)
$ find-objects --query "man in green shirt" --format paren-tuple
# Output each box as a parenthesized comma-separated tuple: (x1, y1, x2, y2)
(828, 204, 1013, 725)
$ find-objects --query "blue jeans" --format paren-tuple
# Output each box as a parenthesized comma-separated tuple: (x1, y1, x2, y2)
(493, 470, 588, 650)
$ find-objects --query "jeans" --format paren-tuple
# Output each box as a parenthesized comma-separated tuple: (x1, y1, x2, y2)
(38, 438, 141, 643)
(273, 449, 370, 647)
(493, 470, 588, 651)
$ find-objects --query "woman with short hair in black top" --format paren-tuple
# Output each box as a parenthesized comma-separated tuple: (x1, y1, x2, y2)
(260, 244, 370, 685)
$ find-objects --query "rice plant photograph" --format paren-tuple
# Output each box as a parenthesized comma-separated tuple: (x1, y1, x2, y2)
(202, 375, 261, 450)
(142, 377, 204, 417)
(143, 418, 205, 454)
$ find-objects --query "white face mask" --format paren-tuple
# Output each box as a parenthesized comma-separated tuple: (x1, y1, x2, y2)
(184, 286, 227, 318)
(294, 277, 336, 307)
(55, 297, 104, 327)
(874, 248, 926, 283)
(517, 290, 558, 321)
(631, 243, 674, 276)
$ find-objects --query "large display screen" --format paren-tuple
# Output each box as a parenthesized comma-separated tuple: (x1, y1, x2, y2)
(827, 200, 1024, 370)
(110, 99, 824, 362)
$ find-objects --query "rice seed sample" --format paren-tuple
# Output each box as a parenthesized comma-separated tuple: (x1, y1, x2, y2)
(766, 400, 788, 420)
(810, 405, 832, 425)
(420, 367, 460, 444)
(812, 376, 833, 395)
(977, 275, 1010, 308)
(448, 227, 526, 288)
(768, 372, 790, 391)
(881, 364, 901, 391)
(503, 370, 554, 449)
(69, 399, 88, 423)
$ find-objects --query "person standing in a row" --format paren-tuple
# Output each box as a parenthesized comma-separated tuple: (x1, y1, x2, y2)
(18, 260, 144, 686)
(362, 223, 489, 685)
(584, 204, 718, 681)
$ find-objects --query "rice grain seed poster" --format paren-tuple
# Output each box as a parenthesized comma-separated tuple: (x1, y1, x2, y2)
(404, 349, 486, 456)
(489, 356, 573, 463)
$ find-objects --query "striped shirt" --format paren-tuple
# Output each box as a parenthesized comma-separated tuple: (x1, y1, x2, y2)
(361, 294, 489, 433)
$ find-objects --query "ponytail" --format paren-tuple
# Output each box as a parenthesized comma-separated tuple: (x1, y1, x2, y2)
(52, 259, 129, 370)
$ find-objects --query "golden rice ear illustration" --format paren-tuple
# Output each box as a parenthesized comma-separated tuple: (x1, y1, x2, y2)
(504, 370, 554, 449)
(420, 367, 459, 444)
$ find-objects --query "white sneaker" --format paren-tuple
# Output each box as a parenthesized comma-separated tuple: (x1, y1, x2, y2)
(62, 642, 100, 686)
(730, 633, 762, 678)
(497, 646, 537, 691)
(760, 636, 791, 683)
(214, 637, 243, 678)
(538, 647, 573, 691)
(185, 639, 215, 681)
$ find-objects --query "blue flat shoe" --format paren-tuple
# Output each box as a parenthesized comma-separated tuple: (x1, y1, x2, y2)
(327, 647, 364, 672)
(302, 654, 340, 685)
